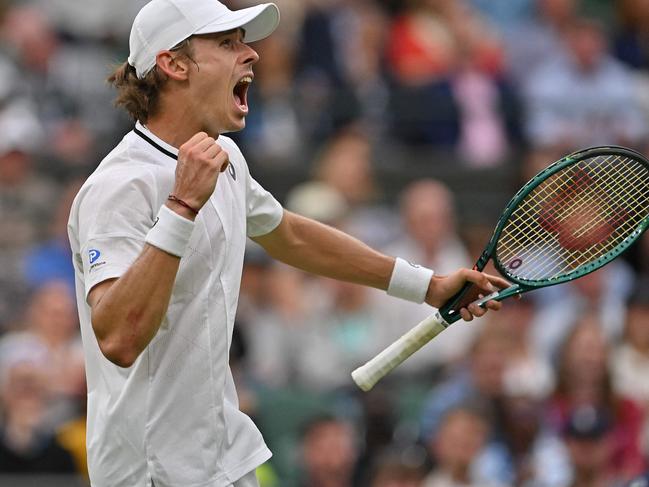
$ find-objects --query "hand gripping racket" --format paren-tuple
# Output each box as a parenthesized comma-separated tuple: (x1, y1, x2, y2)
(352, 146, 649, 391)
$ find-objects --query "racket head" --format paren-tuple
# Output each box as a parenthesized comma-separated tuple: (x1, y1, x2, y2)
(489, 146, 649, 286)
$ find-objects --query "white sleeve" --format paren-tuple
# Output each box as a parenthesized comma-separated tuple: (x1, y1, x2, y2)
(76, 169, 158, 299)
(245, 174, 283, 237)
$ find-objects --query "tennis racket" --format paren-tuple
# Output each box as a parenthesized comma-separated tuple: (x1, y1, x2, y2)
(352, 146, 649, 391)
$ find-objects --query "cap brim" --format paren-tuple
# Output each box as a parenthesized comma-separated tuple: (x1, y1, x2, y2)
(194, 3, 280, 43)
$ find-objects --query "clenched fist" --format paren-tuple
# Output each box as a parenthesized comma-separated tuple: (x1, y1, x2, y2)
(166, 132, 229, 220)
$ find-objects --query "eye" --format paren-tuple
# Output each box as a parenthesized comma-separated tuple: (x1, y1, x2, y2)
(220, 38, 233, 48)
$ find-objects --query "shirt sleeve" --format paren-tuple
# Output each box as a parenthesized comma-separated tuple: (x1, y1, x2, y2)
(76, 168, 158, 299)
(245, 174, 284, 237)
(219, 137, 283, 237)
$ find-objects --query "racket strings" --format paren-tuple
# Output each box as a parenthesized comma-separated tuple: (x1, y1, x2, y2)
(497, 154, 649, 282)
(502, 156, 647, 279)
(508, 156, 644, 273)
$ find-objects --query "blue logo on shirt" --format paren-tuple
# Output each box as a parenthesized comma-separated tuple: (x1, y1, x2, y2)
(89, 249, 101, 264)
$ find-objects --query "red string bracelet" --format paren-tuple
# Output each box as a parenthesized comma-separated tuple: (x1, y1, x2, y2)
(168, 194, 199, 216)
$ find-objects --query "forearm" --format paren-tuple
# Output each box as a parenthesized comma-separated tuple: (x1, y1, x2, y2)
(90, 244, 181, 367)
(90, 200, 195, 367)
(253, 211, 395, 290)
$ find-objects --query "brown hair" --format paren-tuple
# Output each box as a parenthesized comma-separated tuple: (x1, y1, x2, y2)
(107, 38, 194, 123)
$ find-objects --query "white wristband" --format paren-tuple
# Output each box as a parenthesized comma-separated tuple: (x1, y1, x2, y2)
(387, 257, 434, 304)
(145, 205, 195, 258)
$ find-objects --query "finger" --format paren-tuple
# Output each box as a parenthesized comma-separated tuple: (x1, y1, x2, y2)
(484, 300, 502, 311)
(203, 142, 222, 159)
(464, 270, 497, 293)
(194, 136, 217, 153)
(485, 274, 512, 290)
(468, 303, 487, 317)
(460, 308, 473, 321)
(212, 152, 229, 172)
(181, 131, 209, 150)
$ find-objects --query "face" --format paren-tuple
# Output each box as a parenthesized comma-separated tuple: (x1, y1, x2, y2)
(432, 410, 488, 471)
(184, 29, 259, 134)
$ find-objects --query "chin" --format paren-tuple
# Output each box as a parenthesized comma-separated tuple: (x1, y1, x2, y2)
(221, 118, 246, 134)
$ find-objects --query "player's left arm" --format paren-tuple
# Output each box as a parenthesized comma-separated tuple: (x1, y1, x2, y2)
(252, 211, 506, 317)
(252, 210, 394, 289)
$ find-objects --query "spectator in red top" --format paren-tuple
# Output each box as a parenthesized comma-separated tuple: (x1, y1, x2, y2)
(548, 316, 646, 482)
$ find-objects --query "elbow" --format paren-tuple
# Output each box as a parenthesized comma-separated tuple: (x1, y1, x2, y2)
(97, 337, 140, 368)
(91, 306, 154, 368)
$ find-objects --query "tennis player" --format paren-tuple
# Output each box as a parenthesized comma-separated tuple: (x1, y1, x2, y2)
(67, 1, 509, 486)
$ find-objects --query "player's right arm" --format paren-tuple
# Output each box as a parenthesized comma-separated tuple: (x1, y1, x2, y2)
(87, 132, 228, 368)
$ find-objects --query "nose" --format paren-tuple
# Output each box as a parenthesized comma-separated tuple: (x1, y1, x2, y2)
(242, 44, 259, 65)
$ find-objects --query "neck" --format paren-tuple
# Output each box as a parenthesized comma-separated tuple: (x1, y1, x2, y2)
(146, 96, 220, 148)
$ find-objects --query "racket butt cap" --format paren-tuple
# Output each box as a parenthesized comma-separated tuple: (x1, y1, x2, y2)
(351, 368, 374, 392)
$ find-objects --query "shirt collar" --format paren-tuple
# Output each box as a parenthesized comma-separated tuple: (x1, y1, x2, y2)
(133, 121, 179, 161)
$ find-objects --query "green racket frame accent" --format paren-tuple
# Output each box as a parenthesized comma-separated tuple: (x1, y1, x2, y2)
(439, 146, 649, 324)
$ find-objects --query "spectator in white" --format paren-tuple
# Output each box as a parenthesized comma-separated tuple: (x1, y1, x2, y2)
(523, 17, 649, 149)
(373, 179, 473, 374)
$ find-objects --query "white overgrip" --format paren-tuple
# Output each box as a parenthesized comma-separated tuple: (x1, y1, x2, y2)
(351, 311, 448, 391)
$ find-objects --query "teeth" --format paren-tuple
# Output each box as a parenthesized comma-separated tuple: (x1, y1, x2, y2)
(238, 76, 252, 84)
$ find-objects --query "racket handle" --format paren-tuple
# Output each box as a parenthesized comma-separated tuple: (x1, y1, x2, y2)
(351, 312, 448, 391)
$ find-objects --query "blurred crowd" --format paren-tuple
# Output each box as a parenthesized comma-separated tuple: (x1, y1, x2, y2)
(0, 0, 649, 485)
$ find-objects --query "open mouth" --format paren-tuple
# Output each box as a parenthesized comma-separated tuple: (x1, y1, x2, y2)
(233, 75, 252, 112)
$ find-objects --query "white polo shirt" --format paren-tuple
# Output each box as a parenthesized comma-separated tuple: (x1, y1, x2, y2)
(67, 122, 283, 487)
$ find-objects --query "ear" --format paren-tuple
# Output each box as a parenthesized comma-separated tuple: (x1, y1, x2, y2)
(155, 51, 191, 81)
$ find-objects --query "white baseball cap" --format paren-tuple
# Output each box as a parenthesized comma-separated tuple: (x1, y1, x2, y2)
(128, 0, 280, 78)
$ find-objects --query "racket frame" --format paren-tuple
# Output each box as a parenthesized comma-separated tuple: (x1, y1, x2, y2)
(440, 145, 649, 323)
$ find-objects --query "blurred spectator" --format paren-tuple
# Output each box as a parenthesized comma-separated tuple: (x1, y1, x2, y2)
(384, 0, 461, 146)
(476, 359, 570, 487)
(0, 333, 77, 474)
(297, 414, 360, 487)
(0, 99, 54, 330)
(613, 0, 649, 70)
(386, 0, 516, 162)
(369, 447, 427, 487)
(237, 32, 302, 162)
(313, 128, 399, 248)
(295, 1, 389, 141)
(610, 284, 649, 406)
(469, 0, 536, 32)
(523, 17, 649, 150)
(505, 0, 581, 85)
(530, 263, 634, 361)
(1, 5, 121, 167)
(21, 280, 85, 429)
(548, 317, 646, 481)
(562, 405, 622, 487)
(373, 179, 473, 374)
(23, 179, 82, 294)
(420, 322, 511, 442)
(31, 0, 147, 42)
(293, 277, 381, 391)
(423, 405, 498, 487)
